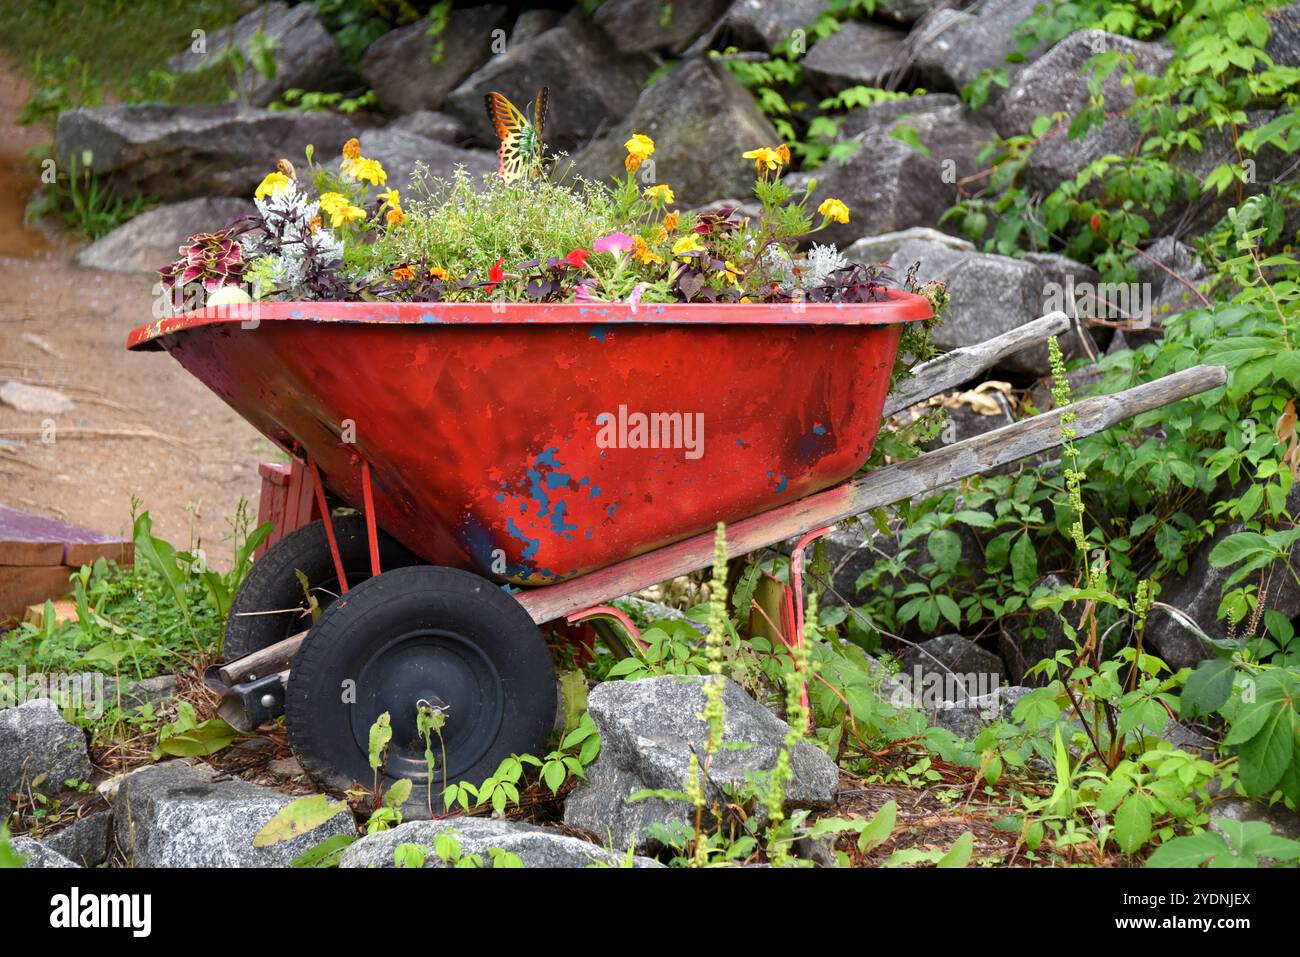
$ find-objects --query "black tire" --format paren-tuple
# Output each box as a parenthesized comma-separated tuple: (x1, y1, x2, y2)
(223, 516, 422, 661)
(284, 565, 556, 817)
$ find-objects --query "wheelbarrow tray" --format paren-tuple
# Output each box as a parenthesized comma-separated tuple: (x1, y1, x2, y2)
(129, 297, 932, 584)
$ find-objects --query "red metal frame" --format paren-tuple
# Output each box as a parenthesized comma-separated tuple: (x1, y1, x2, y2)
(306, 454, 349, 596)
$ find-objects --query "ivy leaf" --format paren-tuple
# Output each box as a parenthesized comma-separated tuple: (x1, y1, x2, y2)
(1114, 795, 1153, 854)
(1235, 703, 1295, 797)
(1146, 830, 1225, 868)
(1010, 533, 1038, 587)
(936, 832, 974, 868)
(927, 528, 963, 571)
(1180, 658, 1234, 718)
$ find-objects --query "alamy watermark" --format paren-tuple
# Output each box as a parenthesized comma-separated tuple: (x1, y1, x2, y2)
(0, 669, 105, 720)
(595, 405, 705, 460)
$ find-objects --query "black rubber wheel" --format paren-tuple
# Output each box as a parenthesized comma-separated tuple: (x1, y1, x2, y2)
(284, 565, 556, 817)
(223, 516, 422, 661)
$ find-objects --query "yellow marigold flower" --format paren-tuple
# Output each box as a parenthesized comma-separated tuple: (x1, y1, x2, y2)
(742, 147, 782, 172)
(663, 210, 679, 231)
(776, 143, 791, 165)
(385, 206, 406, 226)
(672, 234, 703, 259)
(378, 188, 400, 208)
(430, 267, 451, 281)
(347, 156, 387, 186)
(719, 260, 742, 285)
(632, 236, 663, 265)
(255, 171, 291, 199)
(817, 197, 850, 224)
(391, 265, 415, 282)
(644, 184, 675, 205)
(342, 137, 361, 161)
(319, 191, 348, 215)
(328, 203, 366, 228)
(624, 133, 655, 172)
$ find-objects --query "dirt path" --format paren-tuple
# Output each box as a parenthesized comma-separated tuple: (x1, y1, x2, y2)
(0, 61, 267, 568)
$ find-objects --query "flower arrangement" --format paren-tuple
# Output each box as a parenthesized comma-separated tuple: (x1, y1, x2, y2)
(160, 114, 895, 308)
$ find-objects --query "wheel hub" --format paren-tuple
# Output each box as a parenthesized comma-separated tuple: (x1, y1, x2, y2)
(350, 628, 504, 782)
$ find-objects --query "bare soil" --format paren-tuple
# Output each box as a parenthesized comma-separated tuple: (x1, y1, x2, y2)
(0, 61, 268, 568)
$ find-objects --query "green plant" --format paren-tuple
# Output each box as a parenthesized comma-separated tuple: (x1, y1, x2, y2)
(1147, 816, 1300, 867)
(0, 823, 25, 869)
(153, 701, 236, 758)
(26, 150, 155, 240)
(269, 88, 377, 114)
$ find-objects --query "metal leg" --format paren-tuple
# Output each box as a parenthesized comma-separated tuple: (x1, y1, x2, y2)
(306, 454, 348, 595)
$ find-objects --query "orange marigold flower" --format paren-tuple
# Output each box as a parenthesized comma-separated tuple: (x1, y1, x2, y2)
(632, 236, 662, 265)
(663, 210, 679, 231)
(776, 143, 791, 165)
(342, 137, 362, 161)
(430, 267, 451, 281)
(391, 265, 415, 282)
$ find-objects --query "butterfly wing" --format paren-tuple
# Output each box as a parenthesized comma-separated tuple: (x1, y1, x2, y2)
(529, 87, 549, 179)
(484, 91, 531, 183)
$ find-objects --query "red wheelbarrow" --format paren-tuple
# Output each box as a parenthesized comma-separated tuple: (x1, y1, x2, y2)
(128, 299, 1224, 813)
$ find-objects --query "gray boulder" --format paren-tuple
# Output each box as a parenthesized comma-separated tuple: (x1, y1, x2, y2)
(845, 226, 973, 265)
(75, 198, 254, 274)
(1132, 236, 1209, 324)
(838, 92, 963, 139)
(909, 0, 1053, 95)
(996, 31, 1172, 193)
(899, 633, 1005, 703)
(444, 11, 655, 153)
(10, 837, 80, 868)
(876, 0, 946, 24)
(888, 239, 1097, 375)
(112, 761, 355, 867)
(42, 808, 114, 868)
(0, 699, 93, 809)
(801, 20, 909, 94)
(387, 111, 469, 146)
(920, 685, 1033, 738)
(360, 5, 511, 114)
(339, 817, 662, 868)
(813, 101, 993, 249)
(998, 574, 1077, 685)
(996, 31, 1172, 138)
(357, 127, 496, 195)
(168, 1, 352, 107)
(55, 106, 354, 202)
(1022, 251, 1110, 350)
(510, 9, 563, 47)
(564, 676, 839, 852)
(1146, 484, 1300, 672)
(1266, 3, 1300, 66)
(568, 58, 779, 209)
(721, 0, 832, 52)
(593, 0, 732, 55)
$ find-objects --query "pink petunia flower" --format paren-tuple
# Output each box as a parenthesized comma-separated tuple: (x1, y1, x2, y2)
(593, 232, 635, 255)
(627, 282, 649, 312)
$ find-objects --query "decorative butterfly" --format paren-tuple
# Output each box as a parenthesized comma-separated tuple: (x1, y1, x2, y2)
(484, 87, 549, 183)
